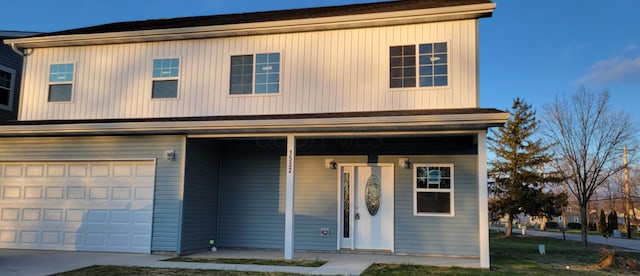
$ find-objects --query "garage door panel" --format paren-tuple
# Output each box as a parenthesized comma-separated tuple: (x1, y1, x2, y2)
(46, 188, 64, 199)
(20, 231, 38, 243)
(47, 165, 66, 177)
(114, 165, 133, 177)
(112, 187, 132, 200)
(0, 230, 17, 242)
(2, 208, 19, 220)
(42, 231, 62, 244)
(66, 209, 84, 222)
(136, 164, 155, 177)
(0, 161, 155, 253)
(69, 165, 87, 177)
(90, 164, 110, 177)
(89, 187, 108, 199)
(44, 209, 63, 221)
(5, 165, 24, 177)
(25, 187, 43, 199)
(3, 186, 21, 199)
(26, 165, 45, 177)
(23, 209, 42, 221)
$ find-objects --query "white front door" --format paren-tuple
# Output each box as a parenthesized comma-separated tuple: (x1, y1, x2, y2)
(339, 164, 393, 251)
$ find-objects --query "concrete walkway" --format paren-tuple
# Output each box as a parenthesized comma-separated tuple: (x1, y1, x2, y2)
(494, 226, 640, 251)
(0, 248, 480, 276)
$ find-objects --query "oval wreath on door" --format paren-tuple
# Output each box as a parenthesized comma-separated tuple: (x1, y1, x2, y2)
(365, 175, 381, 216)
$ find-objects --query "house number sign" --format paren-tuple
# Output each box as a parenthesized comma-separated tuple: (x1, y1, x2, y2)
(365, 175, 381, 216)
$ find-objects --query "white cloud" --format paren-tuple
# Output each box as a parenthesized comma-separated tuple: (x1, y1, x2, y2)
(576, 54, 640, 85)
(623, 44, 639, 53)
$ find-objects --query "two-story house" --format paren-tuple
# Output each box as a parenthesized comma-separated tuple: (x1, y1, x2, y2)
(1, 0, 507, 268)
(0, 31, 39, 121)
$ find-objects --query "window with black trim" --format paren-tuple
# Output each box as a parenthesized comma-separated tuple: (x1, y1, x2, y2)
(48, 63, 74, 102)
(414, 164, 454, 216)
(390, 42, 448, 88)
(152, 58, 179, 99)
(0, 65, 15, 110)
(230, 53, 280, 95)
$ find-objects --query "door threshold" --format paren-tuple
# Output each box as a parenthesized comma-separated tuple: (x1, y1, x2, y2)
(339, 249, 393, 254)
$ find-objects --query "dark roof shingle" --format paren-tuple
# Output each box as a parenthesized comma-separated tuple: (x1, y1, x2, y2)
(39, 0, 492, 37)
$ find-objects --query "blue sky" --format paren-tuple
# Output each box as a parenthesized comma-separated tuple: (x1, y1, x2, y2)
(2, 0, 640, 124)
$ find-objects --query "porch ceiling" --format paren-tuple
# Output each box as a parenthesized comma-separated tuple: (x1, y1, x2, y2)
(0, 108, 509, 137)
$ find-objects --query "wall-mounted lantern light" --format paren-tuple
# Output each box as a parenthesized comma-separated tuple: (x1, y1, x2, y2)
(324, 159, 337, 170)
(398, 158, 412, 169)
(164, 150, 176, 161)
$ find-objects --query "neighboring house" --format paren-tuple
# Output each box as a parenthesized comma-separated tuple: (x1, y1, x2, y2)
(0, 31, 39, 121)
(0, 0, 507, 268)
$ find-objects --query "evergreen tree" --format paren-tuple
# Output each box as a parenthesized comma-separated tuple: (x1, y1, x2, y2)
(608, 210, 618, 234)
(599, 209, 607, 236)
(488, 98, 566, 237)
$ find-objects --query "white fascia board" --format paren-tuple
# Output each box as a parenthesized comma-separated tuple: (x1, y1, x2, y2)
(0, 112, 509, 136)
(5, 3, 495, 48)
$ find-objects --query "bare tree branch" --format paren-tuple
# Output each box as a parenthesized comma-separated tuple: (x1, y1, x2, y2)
(542, 88, 637, 247)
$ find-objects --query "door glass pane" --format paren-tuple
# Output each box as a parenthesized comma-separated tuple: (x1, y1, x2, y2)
(343, 172, 350, 238)
(365, 175, 381, 216)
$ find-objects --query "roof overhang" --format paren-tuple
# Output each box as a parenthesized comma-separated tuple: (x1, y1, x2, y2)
(5, 3, 495, 48)
(0, 109, 509, 137)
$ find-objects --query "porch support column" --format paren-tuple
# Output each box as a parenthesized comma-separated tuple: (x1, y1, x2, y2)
(284, 135, 296, 260)
(477, 131, 490, 268)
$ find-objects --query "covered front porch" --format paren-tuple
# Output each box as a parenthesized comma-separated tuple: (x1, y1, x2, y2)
(180, 133, 488, 259)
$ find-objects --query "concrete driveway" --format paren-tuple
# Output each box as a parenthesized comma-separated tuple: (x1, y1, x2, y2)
(0, 249, 165, 276)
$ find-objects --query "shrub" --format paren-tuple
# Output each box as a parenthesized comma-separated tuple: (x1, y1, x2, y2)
(546, 222, 559, 229)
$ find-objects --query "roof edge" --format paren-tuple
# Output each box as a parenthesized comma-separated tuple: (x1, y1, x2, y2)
(0, 109, 509, 137)
(6, 2, 495, 48)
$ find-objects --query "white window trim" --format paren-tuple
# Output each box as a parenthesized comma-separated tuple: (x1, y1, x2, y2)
(151, 57, 181, 100)
(0, 64, 16, 111)
(227, 51, 283, 96)
(413, 163, 455, 217)
(47, 62, 76, 103)
(388, 41, 451, 91)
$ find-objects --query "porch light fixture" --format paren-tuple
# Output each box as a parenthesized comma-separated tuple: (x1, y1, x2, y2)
(164, 150, 176, 161)
(324, 159, 337, 170)
(399, 158, 412, 169)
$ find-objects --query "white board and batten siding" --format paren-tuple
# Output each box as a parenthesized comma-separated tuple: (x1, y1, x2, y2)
(20, 20, 479, 121)
(0, 135, 186, 253)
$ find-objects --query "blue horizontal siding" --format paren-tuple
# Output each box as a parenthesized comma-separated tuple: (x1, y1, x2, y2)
(380, 155, 480, 256)
(181, 139, 220, 253)
(0, 135, 186, 253)
(217, 141, 285, 249)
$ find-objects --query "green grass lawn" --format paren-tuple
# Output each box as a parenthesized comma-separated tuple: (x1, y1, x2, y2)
(54, 232, 640, 275)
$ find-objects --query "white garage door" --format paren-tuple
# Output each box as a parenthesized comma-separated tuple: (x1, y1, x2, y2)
(0, 160, 155, 253)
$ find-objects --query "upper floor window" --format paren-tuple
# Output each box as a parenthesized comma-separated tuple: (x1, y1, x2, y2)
(414, 164, 454, 216)
(48, 63, 74, 102)
(152, 58, 179, 99)
(390, 42, 448, 88)
(230, 53, 280, 95)
(0, 65, 16, 110)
